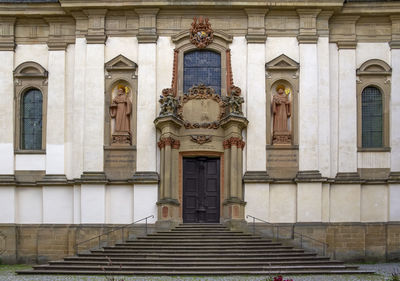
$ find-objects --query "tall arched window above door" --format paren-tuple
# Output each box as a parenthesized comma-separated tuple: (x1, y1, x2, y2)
(183, 50, 221, 94)
(21, 89, 43, 150)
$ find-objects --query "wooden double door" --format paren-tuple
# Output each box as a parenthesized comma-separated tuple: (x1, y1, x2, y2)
(182, 157, 220, 223)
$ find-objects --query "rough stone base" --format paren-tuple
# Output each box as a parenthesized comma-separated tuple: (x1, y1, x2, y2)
(244, 222, 400, 263)
(0, 224, 156, 264)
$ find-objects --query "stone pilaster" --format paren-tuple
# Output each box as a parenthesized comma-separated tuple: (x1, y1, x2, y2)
(0, 17, 15, 176)
(297, 9, 321, 178)
(244, 9, 268, 43)
(82, 9, 106, 174)
(390, 16, 400, 181)
(135, 8, 159, 43)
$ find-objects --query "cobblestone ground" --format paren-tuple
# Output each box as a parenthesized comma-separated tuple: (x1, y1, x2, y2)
(0, 263, 399, 281)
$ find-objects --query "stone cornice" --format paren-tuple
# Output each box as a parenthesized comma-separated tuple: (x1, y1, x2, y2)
(0, 16, 15, 51)
(342, 2, 400, 15)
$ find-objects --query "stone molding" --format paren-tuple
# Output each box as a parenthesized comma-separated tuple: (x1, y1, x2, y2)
(135, 8, 159, 43)
(84, 9, 108, 44)
(0, 17, 15, 51)
(242, 171, 272, 183)
(296, 8, 321, 40)
(295, 170, 326, 182)
(79, 171, 107, 183)
(132, 171, 159, 183)
(245, 8, 268, 43)
(336, 40, 357, 49)
(223, 137, 245, 149)
(334, 172, 362, 184)
(157, 137, 180, 149)
(44, 16, 75, 50)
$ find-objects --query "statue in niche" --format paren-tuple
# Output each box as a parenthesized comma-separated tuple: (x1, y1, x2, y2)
(110, 85, 132, 145)
(272, 84, 292, 145)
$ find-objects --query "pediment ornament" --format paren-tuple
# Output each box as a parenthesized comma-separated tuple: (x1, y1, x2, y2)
(190, 16, 214, 48)
(266, 54, 299, 71)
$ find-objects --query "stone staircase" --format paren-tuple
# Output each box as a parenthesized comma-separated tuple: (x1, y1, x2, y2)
(18, 224, 374, 275)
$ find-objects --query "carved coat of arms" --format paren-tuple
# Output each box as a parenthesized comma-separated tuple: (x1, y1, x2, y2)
(190, 16, 214, 48)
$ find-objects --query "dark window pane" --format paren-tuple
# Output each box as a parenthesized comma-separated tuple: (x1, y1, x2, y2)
(21, 89, 43, 150)
(362, 86, 383, 148)
(183, 50, 221, 94)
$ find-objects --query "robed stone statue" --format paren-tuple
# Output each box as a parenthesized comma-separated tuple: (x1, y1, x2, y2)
(110, 85, 132, 145)
(272, 85, 291, 145)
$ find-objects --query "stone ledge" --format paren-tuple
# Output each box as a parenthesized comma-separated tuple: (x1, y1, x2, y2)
(37, 174, 68, 185)
(156, 198, 180, 206)
(79, 172, 107, 183)
(243, 171, 272, 183)
(297, 34, 319, 44)
(223, 197, 246, 206)
(295, 170, 327, 182)
(335, 172, 363, 183)
(132, 171, 159, 184)
(245, 34, 267, 44)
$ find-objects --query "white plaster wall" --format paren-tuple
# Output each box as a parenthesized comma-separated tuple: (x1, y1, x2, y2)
(330, 184, 361, 222)
(318, 37, 331, 177)
(244, 183, 269, 222)
(156, 37, 174, 117)
(0, 186, 15, 223)
(391, 49, 400, 172)
(389, 184, 400, 221)
(15, 154, 46, 170)
(265, 37, 299, 63)
(46, 50, 66, 174)
(230, 37, 247, 116)
(337, 49, 357, 173)
(246, 43, 266, 171)
(269, 184, 296, 223)
(106, 185, 133, 224)
(73, 184, 81, 224)
(15, 44, 48, 69)
(358, 152, 390, 168)
(83, 44, 104, 172)
(329, 43, 339, 177)
(361, 185, 388, 222)
(0, 51, 14, 174)
(42, 186, 73, 223)
(321, 183, 330, 222)
(137, 43, 157, 171)
(297, 183, 322, 222)
(133, 184, 157, 223)
(71, 38, 86, 178)
(16, 187, 42, 223)
(298, 43, 319, 171)
(356, 43, 391, 68)
(65, 44, 75, 179)
(80, 184, 106, 223)
(105, 37, 138, 63)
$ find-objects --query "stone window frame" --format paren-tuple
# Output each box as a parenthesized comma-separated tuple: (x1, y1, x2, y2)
(356, 59, 391, 152)
(171, 30, 233, 97)
(13, 61, 48, 153)
(265, 54, 300, 146)
(104, 54, 138, 147)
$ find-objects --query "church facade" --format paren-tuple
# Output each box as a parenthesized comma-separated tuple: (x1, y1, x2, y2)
(0, 0, 400, 264)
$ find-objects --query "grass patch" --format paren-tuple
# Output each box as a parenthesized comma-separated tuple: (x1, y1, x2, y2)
(0, 264, 32, 272)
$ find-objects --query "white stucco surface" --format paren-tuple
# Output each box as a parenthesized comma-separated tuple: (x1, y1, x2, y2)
(137, 43, 157, 171)
(133, 184, 157, 223)
(299, 43, 319, 171)
(46, 50, 66, 174)
(230, 37, 247, 116)
(106, 185, 133, 224)
(15, 154, 46, 170)
(244, 183, 269, 222)
(337, 49, 357, 173)
(83, 44, 105, 172)
(43, 186, 73, 223)
(15, 44, 48, 69)
(80, 184, 106, 223)
(16, 187, 42, 223)
(329, 43, 339, 177)
(0, 51, 14, 174)
(71, 38, 86, 178)
(265, 37, 299, 63)
(0, 187, 15, 223)
(391, 49, 400, 171)
(389, 184, 400, 221)
(106, 37, 138, 63)
(356, 43, 390, 68)
(361, 185, 388, 222)
(321, 183, 330, 222)
(73, 185, 81, 224)
(330, 184, 361, 222)
(246, 43, 266, 171)
(269, 184, 296, 223)
(156, 37, 174, 116)
(297, 182, 322, 222)
(318, 37, 331, 177)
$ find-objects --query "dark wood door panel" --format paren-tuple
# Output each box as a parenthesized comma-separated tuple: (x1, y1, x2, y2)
(183, 157, 220, 223)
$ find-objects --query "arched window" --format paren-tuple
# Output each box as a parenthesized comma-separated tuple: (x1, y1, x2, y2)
(21, 89, 43, 150)
(183, 50, 221, 94)
(361, 86, 383, 148)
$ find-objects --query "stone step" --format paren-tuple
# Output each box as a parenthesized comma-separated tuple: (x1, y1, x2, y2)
(17, 269, 376, 275)
(107, 245, 294, 250)
(117, 241, 277, 246)
(79, 252, 317, 258)
(65, 255, 331, 262)
(92, 248, 305, 254)
(133, 236, 264, 241)
(49, 260, 344, 266)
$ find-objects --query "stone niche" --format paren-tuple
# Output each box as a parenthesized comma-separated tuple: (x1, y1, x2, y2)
(104, 55, 137, 180)
(265, 54, 299, 178)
